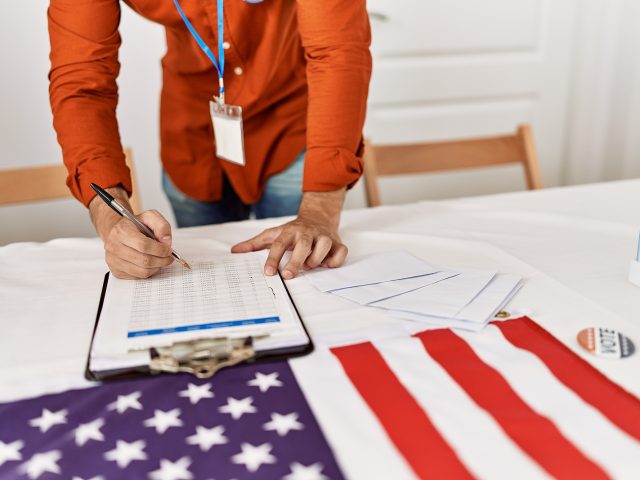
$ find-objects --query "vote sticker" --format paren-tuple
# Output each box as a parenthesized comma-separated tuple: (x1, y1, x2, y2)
(577, 327, 635, 359)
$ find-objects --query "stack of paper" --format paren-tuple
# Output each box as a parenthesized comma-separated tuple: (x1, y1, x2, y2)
(304, 251, 523, 332)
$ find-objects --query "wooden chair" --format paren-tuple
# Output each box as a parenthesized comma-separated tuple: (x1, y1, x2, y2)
(0, 148, 141, 212)
(362, 124, 543, 207)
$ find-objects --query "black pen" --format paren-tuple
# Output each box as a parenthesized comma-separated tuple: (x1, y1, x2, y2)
(90, 183, 191, 270)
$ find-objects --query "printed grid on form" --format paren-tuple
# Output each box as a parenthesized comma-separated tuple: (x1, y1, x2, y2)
(128, 255, 279, 337)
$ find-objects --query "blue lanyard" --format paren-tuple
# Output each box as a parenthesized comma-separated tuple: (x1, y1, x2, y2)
(173, 0, 226, 101)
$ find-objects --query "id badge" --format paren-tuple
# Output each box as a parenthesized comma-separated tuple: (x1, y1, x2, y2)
(210, 101, 246, 166)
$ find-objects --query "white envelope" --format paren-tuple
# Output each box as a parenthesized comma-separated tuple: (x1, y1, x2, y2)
(304, 251, 438, 292)
(454, 274, 523, 323)
(389, 311, 489, 332)
(332, 271, 459, 305)
(371, 269, 497, 318)
(384, 273, 523, 331)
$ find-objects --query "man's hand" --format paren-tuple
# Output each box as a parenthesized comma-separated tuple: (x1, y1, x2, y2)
(231, 189, 348, 279)
(89, 186, 174, 279)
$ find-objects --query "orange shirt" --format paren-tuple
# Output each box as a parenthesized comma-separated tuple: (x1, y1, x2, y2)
(48, 0, 372, 207)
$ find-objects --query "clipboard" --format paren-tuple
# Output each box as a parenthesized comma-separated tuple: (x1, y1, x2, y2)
(85, 254, 313, 382)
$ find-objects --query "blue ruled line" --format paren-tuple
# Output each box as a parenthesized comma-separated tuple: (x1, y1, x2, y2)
(127, 316, 280, 338)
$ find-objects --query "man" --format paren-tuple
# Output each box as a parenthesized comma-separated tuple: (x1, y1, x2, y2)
(48, 0, 371, 280)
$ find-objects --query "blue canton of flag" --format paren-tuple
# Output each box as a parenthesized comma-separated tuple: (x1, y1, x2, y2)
(0, 360, 343, 480)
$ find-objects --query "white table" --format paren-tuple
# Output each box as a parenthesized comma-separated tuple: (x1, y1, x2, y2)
(1, 179, 639, 402)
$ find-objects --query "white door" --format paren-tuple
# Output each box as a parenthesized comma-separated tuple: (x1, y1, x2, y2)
(347, 0, 577, 207)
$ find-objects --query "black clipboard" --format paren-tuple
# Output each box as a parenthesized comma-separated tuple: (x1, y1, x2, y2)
(85, 272, 314, 382)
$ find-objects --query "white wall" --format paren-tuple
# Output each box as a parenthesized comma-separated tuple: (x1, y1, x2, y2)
(0, 1, 168, 244)
(1, 1, 639, 245)
(350, 0, 576, 207)
(563, 0, 640, 184)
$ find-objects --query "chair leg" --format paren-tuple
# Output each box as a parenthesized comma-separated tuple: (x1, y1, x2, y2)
(518, 125, 544, 190)
(124, 148, 142, 213)
(363, 144, 382, 207)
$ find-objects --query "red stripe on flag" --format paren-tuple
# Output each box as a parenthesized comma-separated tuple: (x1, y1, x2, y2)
(416, 329, 610, 480)
(495, 317, 640, 441)
(331, 342, 474, 479)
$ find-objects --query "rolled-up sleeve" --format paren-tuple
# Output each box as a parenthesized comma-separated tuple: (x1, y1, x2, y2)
(48, 0, 131, 207)
(296, 0, 372, 192)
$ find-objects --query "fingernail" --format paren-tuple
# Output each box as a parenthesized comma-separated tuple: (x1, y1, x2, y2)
(283, 270, 293, 279)
(161, 235, 172, 244)
(265, 266, 275, 276)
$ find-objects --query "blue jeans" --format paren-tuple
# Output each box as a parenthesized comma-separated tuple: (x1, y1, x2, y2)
(163, 150, 304, 227)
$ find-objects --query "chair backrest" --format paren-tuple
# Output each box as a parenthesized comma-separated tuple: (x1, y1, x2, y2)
(362, 124, 543, 207)
(0, 148, 141, 213)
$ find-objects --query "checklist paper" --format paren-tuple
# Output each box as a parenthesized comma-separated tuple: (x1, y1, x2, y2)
(127, 257, 278, 338)
(89, 251, 310, 373)
(306, 251, 523, 332)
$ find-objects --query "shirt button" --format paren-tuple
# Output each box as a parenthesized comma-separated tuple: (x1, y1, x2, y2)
(223, 41, 230, 50)
(234, 66, 243, 76)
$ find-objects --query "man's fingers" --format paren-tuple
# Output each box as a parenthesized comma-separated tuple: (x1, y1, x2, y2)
(321, 243, 348, 268)
(283, 235, 314, 279)
(231, 228, 279, 253)
(305, 236, 333, 269)
(104, 213, 173, 279)
(116, 221, 172, 258)
(264, 234, 293, 276)
(106, 241, 174, 270)
(138, 210, 173, 245)
(109, 269, 137, 280)
(106, 252, 161, 279)
(101, 209, 175, 280)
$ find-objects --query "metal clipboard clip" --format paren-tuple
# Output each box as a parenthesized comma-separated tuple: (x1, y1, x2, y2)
(147, 335, 267, 379)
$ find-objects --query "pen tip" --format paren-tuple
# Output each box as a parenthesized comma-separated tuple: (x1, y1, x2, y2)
(177, 258, 191, 270)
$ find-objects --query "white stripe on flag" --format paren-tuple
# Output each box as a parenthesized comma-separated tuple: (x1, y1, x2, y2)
(289, 348, 416, 480)
(374, 337, 551, 480)
(456, 326, 640, 479)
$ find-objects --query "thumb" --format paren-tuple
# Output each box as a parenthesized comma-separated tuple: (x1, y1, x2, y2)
(137, 210, 173, 245)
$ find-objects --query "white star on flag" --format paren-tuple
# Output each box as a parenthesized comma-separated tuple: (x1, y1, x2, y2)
(231, 442, 276, 472)
(0, 440, 24, 466)
(218, 397, 257, 420)
(104, 439, 147, 468)
(149, 456, 194, 480)
(28, 408, 67, 433)
(263, 412, 304, 437)
(72, 476, 105, 480)
(186, 425, 228, 451)
(178, 383, 214, 405)
(20, 450, 62, 480)
(247, 372, 283, 393)
(144, 408, 183, 434)
(283, 462, 329, 480)
(74, 418, 105, 446)
(107, 391, 143, 414)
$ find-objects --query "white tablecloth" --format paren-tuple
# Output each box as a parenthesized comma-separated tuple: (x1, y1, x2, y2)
(1, 179, 639, 402)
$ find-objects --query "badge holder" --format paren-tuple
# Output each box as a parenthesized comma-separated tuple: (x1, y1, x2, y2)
(210, 98, 246, 166)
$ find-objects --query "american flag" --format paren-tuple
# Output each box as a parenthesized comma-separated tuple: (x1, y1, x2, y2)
(1, 317, 639, 479)
(0, 360, 342, 480)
